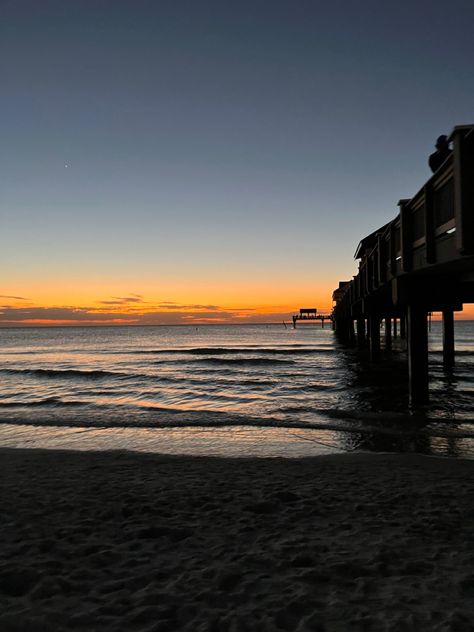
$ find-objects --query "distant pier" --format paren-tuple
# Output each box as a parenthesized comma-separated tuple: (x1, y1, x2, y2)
(332, 124, 474, 405)
(292, 308, 333, 329)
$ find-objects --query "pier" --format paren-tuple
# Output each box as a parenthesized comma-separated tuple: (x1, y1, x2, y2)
(332, 125, 474, 405)
(292, 308, 333, 329)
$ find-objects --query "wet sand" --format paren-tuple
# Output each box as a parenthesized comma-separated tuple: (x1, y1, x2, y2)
(1, 448, 473, 631)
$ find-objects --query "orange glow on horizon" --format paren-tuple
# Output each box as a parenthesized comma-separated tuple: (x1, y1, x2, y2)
(1, 279, 473, 326)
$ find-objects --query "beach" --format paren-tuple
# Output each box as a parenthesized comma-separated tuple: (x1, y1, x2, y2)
(1, 449, 473, 631)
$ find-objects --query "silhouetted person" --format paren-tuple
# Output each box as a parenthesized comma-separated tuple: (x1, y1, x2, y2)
(429, 134, 452, 173)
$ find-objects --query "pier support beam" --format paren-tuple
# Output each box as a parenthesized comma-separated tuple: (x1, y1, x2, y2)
(348, 318, 356, 346)
(393, 318, 398, 338)
(368, 314, 380, 360)
(384, 317, 392, 349)
(400, 314, 406, 339)
(442, 310, 455, 369)
(356, 318, 366, 348)
(407, 306, 429, 406)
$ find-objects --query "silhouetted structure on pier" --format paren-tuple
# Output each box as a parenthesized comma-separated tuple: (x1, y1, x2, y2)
(332, 125, 474, 405)
(292, 308, 332, 329)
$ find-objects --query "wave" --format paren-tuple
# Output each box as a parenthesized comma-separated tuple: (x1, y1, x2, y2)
(0, 368, 279, 386)
(1, 404, 474, 440)
(131, 347, 333, 356)
(0, 368, 127, 380)
(146, 375, 279, 388)
(0, 398, 88, 408)
(430, 350, 474, 357)
(430, 371, 474, 382)
(1, 412, 474, 442)
(0, 350, 47, 355)
(186, 358, 296, 366)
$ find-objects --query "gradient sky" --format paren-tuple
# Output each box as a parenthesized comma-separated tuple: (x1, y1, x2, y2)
(2, 0, 474, 325)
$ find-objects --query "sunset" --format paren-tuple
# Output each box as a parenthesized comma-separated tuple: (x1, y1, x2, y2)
(0, 287, 336, 326)
(3, 2, 473, 324)
(1, 1, 474, 629)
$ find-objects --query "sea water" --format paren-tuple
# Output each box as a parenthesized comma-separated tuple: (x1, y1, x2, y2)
(0, 323, 473, 458)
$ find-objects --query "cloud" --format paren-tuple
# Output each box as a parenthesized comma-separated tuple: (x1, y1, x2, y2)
(0, 295, 29, 301)
(99, 295, 145, 305)
(0, 306, 138, 325)
(157, 303, 256, 312)
(157, 303, 221, 311)
(0, 305, 296, 326)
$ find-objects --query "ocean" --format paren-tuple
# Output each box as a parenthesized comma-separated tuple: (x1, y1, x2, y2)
(0, 323, 473, 458)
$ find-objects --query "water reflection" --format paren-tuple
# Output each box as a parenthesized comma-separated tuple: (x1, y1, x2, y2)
(0, 323, 472, 459)
(333, 339, 474, 458)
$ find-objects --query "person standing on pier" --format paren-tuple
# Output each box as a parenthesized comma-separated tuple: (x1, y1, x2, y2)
(429, 134, 452, 172)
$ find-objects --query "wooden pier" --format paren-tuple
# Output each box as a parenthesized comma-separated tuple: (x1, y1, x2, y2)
(292, 308, 333, 329)
(332, 124, 474, 405)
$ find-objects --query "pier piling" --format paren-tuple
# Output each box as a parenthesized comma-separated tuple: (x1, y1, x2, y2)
(384, 317, 392, 349)
(369, 314, 380, 360)
(407, 306, 429, 405)
(356, 317, 366, 348)
(442, 310, 455, 369)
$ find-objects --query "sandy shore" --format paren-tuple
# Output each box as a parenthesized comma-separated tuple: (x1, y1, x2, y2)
(1, 449, 473, 631)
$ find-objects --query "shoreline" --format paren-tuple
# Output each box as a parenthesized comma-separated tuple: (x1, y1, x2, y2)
(1, 448, 473, 630)
(1, 420, 473, 460)
(0, 423, 343, 458)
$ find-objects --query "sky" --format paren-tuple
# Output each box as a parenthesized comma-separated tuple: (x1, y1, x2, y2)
(1, 0, 474, 325)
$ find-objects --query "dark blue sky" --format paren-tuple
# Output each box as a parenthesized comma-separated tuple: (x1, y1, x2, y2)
(2, 0, 474, 319)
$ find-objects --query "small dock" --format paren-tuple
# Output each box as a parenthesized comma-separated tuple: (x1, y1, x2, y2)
(292, 308, 333, 329)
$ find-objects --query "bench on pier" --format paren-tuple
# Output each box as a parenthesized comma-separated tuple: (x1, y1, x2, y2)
(299, 308, 317, 319)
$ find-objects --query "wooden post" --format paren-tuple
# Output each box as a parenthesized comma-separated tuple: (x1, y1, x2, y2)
(377, 234, 388, 285)
(389, 224, 397, 276)
(400, 314, 406, 339)
(453, 127, 474, 254)
(424, 183, 436, 264)
(385, 317, 392, 349)
(407, 305, 429, 405)
(369, 313, 380, 360)
(393, 318, 398, 338)
(442, 310, 455, 368)
(399, 199, 413, 273)
(356, 317, 366, 348)
(349, 318, 356, 345)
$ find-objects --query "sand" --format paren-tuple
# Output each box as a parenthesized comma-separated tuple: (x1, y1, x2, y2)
(1, 449, 473, 631)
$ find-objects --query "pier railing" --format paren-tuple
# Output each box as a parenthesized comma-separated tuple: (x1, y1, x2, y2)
(335, 125, 474, 310)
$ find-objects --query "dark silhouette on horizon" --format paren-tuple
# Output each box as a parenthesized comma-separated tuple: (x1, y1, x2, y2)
(292, 307, 332, 329)
(429, 134, 452, 173)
